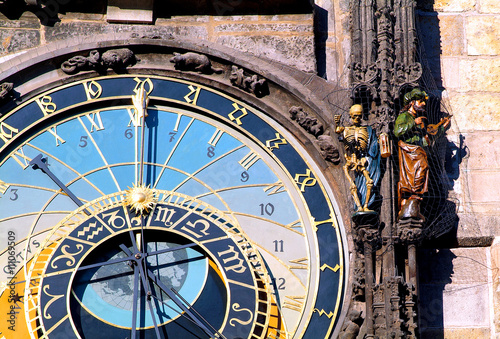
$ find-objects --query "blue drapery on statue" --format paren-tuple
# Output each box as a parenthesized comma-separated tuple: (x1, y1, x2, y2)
(354, 126, 381, 208)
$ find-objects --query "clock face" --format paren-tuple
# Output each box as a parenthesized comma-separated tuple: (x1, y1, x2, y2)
(0, 75, 347, 338)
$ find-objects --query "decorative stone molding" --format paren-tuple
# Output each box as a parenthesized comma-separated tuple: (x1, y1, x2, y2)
(352, 255, 366, 301)
(397, 219, 424, 244)
(229, 66, 268, 97)
(356, 227, 382, 250)
(170, 52, 223, 75)
(61, 48, 136, 74)
(402, 282, 418, 338)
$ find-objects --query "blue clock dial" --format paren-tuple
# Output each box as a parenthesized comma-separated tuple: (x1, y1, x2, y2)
(0, 75, 347, 339)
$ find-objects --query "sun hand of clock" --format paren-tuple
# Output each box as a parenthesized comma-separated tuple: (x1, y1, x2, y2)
(29, 154, 90, 215)
(132, 85, 149, 186)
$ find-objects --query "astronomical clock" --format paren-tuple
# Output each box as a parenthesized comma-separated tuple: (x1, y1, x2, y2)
(0, 46, 349, 339)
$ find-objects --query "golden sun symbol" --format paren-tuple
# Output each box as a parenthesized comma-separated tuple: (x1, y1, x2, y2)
(125, 183, 155, 214)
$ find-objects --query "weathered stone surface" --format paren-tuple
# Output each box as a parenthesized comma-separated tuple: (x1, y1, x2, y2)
(440, 58, 460, 89)
(44, 22, 208, 42)
(480, 0, 500, 14)
(421, 327, 491, 338)
(459, 59, 500, 92)
(433, 0, 475, 12)
(0, 13, 40, 29)
(491, 238, 500, 334)
(213, 14, 312, 22)
(441, 15, 466, 56)
(466, 15, 500, 55)
(420, 248, 488, 285)
(442, 282, 490, 325)
(0, 29, 40, 55)
(216, 35, 315, 73)
(158, 16, 210, 23)
(214, 23, 313, 33)
(466, 170, 500, 204)
(446, 92, 500, 131)
(460, 131, 500, 169)
(456, 213, 500, 238)
(420, 248, 490, 331)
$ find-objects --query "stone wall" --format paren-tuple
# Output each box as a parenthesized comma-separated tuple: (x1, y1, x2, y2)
(0, 9, 317, 73)
(418, 0, 500, 337)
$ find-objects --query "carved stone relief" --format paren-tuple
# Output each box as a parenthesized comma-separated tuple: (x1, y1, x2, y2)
(170, 52, 223, 74)
(288, 106, 340, 164)
(0, 82, 13, 101)
(61, 48, 136, 74)
(229, 66, 268, 97)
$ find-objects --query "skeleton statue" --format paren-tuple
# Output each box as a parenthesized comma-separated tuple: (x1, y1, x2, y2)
(335, 104, 381, 214)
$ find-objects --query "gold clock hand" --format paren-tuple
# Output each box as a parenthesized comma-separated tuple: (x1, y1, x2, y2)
(120, 242, 162, 339)
(29, 154, 90, 215)
(132, 84, 149, 186)
(170, 287, 227, 339)
(131, 264, 140, 339)
(147, 269, 221, 338)
(122, 233, 220, 338)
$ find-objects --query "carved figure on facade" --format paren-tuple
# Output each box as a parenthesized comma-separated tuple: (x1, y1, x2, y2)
(289, 106, 340, 164)
(170, 52, 223, 74)
(61, 48, 136, 74)
(229, 66, 268, 97)
(317, 135, 340, 164)
(0, 82, 13, 101)
(339, 309, 363, 339)
(289, 106, 324, 137)
(335, 104, 381, 215)
(351, 255, 366, 300)
(394, 88, 451, 222)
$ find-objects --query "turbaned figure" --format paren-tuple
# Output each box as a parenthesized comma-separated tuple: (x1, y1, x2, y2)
(394, 88, 451, 221)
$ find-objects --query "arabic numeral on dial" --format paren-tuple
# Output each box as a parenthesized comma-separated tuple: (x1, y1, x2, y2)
(169, 131, 176, 142)
(79, 136, 88, 148)
(259, 203, 274, 216)
(272, 277, 286, 290)
(9, 188, 18, 201)
(124, 128, 133, 139)
(240, 171, 249, 182)
(207, 146, 215, 158)
(273, 239, 284, 252)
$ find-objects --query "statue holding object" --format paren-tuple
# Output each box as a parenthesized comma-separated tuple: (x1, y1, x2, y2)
(394, 88, 452, 221)
(335, 105, 381, 216)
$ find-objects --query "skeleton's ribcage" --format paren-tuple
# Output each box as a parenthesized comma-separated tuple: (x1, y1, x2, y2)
(344, 127, 369, 152)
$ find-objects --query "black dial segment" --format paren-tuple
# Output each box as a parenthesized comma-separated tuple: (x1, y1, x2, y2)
(69, 230, 225, 339)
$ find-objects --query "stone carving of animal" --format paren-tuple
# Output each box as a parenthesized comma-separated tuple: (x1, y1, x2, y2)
(170, 52, 223, 74)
